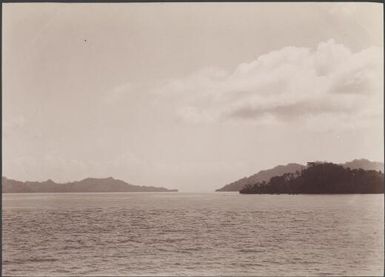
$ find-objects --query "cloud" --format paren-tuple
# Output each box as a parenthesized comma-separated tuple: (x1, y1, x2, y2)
(154, 39, 382, 129)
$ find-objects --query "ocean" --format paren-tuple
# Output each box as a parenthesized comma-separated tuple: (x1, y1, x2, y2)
(2, 192, 384, 276)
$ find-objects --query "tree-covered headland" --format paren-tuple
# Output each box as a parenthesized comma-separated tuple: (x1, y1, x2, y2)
(240, 162, 384, 194)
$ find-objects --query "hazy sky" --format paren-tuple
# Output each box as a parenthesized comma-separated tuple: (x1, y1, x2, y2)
(3, 3, 383, 192)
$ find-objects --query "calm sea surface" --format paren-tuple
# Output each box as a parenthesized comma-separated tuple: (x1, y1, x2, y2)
(2, 193, 384, 276)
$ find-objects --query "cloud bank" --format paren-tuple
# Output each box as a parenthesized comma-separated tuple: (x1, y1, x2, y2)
(154, 40, 382, 130)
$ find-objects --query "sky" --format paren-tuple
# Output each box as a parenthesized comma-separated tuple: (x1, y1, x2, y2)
(3, 3, 383, 192)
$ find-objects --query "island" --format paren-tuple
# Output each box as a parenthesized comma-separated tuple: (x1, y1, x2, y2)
(2, 177, 178, 193)
(240, 162, 384, 194)
(217, 159, 384, 192)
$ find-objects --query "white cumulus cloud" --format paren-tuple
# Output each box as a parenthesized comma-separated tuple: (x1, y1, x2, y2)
(154, 39, 383, 130)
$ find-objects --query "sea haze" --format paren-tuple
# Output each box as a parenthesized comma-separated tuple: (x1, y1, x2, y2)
(3, 192, 383, 276)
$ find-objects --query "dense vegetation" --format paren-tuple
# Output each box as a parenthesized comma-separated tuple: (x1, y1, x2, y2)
(240, 162, 384, 194)
(216, 159, 383, 192)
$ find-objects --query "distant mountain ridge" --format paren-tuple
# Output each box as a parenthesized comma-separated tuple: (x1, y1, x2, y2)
(2, 177, 178, 193)
(342, 159, 384, 171)
(216, 159, 384, 192)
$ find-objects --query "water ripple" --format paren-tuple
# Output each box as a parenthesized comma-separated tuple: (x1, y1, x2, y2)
(3, 193, 384, 276)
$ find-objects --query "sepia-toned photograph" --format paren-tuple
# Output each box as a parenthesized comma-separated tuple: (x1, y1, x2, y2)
(2, 2, 384, 276)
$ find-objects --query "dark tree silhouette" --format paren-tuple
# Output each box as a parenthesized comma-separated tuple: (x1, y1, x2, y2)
(240, 162, 384, 194)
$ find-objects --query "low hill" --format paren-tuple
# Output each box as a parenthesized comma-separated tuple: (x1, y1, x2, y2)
(2, 177, 178, 193)
(216, 163, 305, 192)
